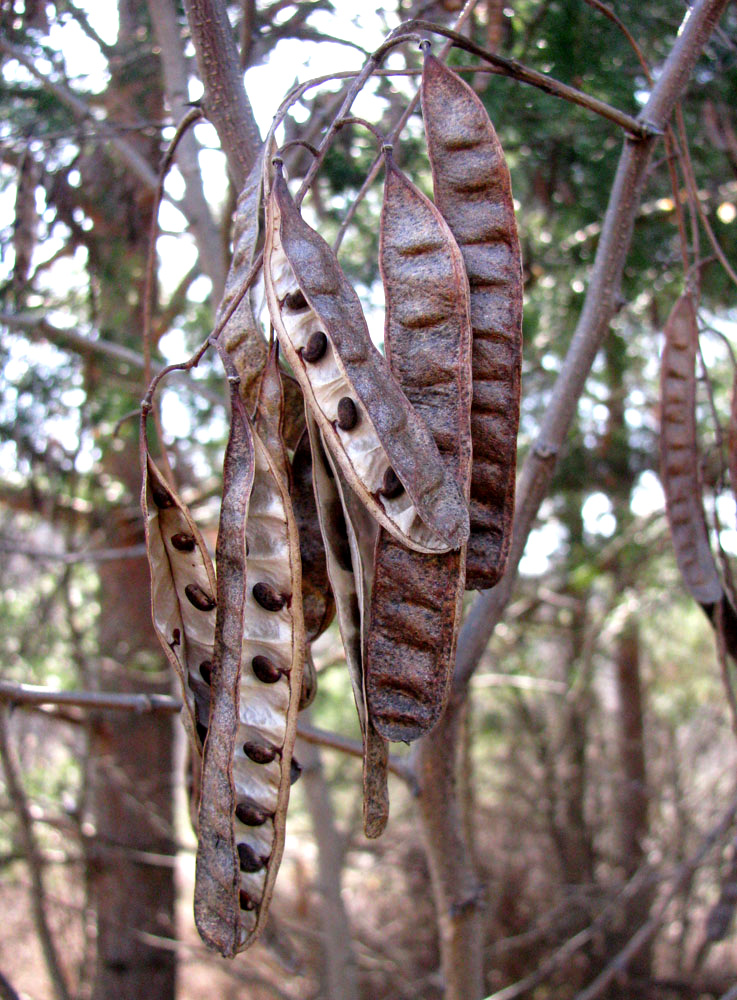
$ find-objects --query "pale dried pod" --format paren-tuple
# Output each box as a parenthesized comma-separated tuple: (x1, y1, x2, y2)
(306, 412, 389, 838)
(422, 50, 523, 590)
(194, 364, 305, 956)
(366, 149, 472, 742)
(263, 161, 470, 555)
(141, 451, 216, 751)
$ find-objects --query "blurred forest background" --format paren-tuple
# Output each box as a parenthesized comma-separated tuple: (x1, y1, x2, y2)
(2, 1, 737, 998)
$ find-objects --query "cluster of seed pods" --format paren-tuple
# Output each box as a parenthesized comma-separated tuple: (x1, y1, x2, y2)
(143, 49, 524, 954)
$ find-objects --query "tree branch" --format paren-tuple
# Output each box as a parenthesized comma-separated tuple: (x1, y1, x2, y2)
(147, 0, 228, 299)
(181, 0, 263, 188)
(0, 35, 159, 191)
(454, 0, 731, 694)
(2, 312, 148, 369)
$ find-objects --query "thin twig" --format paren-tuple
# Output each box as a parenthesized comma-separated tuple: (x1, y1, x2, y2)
(0, 710, 73, 1000)
(0, 542, 147, 564)
(0, 680, 182, 715)
(572, 790, 737, 1000)
(334, 0, 479, 250)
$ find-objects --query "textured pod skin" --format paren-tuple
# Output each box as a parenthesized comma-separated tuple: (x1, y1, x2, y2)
(422, 51, 523, 590)
(659, 293, 722, 606)
(291, 428, 336, 642)
(142, 454, 216, 750)
(194, 372, 305, 956)
(264, 164, 470, 554)
(366, 154, 472, 743)
(306, 413, 389, 838)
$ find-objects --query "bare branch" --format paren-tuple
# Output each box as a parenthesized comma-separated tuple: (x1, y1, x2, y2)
(181, 0, 263, 187)
(571, 789, 737, 1000)
(0, 542, 148, 564)
(0, 681, 182, 715)
(0, 710, 73, 1000)
(0, 35, 159, 191)
(2, 312, 147, 369)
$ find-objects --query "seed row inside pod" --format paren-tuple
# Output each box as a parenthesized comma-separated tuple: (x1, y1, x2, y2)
(263, 161, 470, 555)
(143, 453, 217, 751)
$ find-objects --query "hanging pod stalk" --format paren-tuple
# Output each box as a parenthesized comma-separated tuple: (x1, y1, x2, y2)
(366, 149, 473, 743)
(263, 160, 470, 555)
(422, 49, 523, 591)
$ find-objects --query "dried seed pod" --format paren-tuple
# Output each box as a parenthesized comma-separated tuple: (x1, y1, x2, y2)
(422, 50, 523, 590)
(366, 152, 472, 743)
(194, 372, 305, 957)
(291, 428, 335, 642)
(264, 162, 469, 555)
(659, 293, 722, 607)
(218, 149, 269, 413)
(306, 413, 389, 838)
(141, 452, 217, 752)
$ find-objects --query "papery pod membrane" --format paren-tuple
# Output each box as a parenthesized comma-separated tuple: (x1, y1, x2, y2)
(141, 444, 216, 751)
(291, 427, 336, 643)
(263, 162, 469, 555)
(659, 293, 722, 607)
(422, 50, 523, 590)
(366, 152, 472, 743)
(306, 413, 389, 838)
(195, 372, 305, 956)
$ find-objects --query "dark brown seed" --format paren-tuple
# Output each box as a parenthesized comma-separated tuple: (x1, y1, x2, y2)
(284, 288, 308, 311)
(301, 330, 328, 364)
(237, 842, 265, 873)
(196, 721, 208, 744)
(380, 467, 404, 499)
(184, 583, 216, 612)
(170, 532, 196, 552)
(336, 396, 358, 431)
(151, 482, 174, 508)
(199, 660, 212, 685)
(253, 582, 286, 612)
(235, 798, 269, 826)
(243, 740, 278, 765)
(170, 628, 181, 648)
(252, 654, 282, 683)
(238, 890, 256, 911)
(290, 758, 302, 785)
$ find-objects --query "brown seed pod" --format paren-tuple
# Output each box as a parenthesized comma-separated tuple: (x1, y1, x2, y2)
(366, 151, 472, 743)
(194, 370, 305, 956)
(659, 293, 722, 607)
(422, 50, 523, 590)
(218, 149, 269, 414)
(263, 162, 470, 555)
(306, 413, 389, 838)
(141, 452, 217, 752)
(291, 427, 336, 642)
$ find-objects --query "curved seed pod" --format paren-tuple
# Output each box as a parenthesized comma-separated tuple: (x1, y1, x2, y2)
(366, 152, 472, 743)
(659, 293, 722, 607)
(281, 371, 307, 451)
(141, 451, 216, 751)
(195, 376, 305, 956)
(299, 647, 318, 712)
(291, 427, 335, 642)
(264, 163, 469, 555)
(422, 50, 523, 590)
(306, 414, 389, 838)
